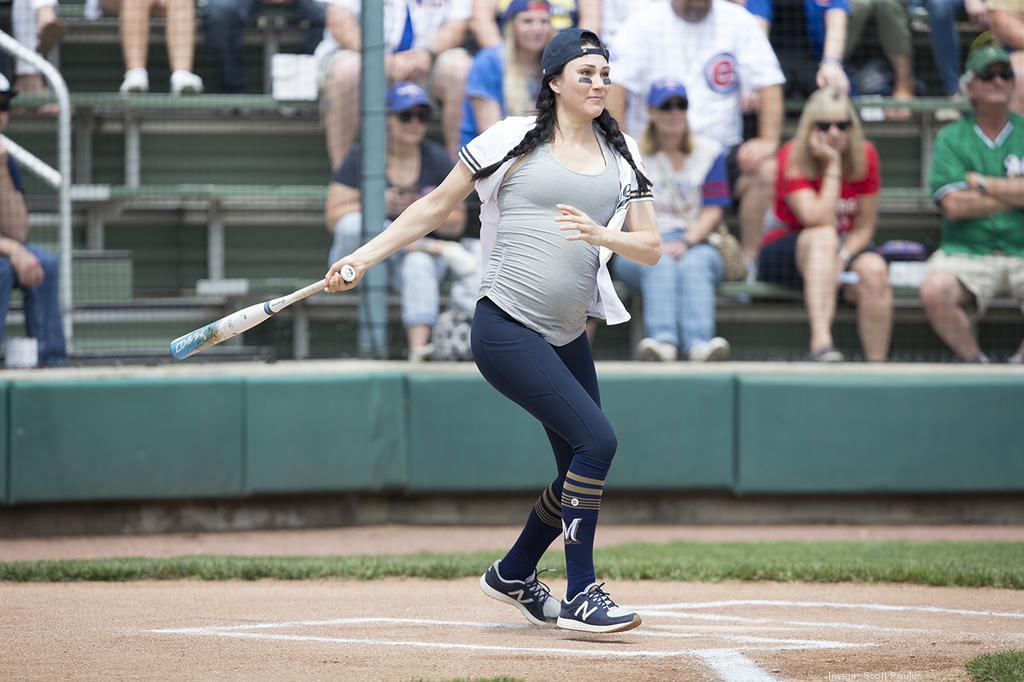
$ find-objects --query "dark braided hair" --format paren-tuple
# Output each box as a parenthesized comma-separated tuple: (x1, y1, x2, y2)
(471, 49, 652, 195)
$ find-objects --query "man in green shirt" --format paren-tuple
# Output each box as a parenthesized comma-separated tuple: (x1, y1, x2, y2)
(921, 44, 1024, 363)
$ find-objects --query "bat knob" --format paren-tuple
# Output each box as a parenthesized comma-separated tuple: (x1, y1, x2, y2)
(340, 264, 357, 282)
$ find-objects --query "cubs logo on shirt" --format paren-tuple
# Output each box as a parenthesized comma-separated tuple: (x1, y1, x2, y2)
(704, 52, 739, 95)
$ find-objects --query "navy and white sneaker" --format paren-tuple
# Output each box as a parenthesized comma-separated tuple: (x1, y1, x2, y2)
(556, 582, 642, 633)
(479, 560, 560, 626)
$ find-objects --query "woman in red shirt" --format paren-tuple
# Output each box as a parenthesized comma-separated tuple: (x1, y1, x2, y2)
(758, 88, 892, 362)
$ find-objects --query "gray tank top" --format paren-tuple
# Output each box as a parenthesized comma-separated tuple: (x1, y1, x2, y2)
(479, 131, 620, 346)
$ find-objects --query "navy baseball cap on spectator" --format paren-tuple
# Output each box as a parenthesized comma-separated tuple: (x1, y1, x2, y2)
(503, 0, 550, 22)
(648, 79, 688, 107)
(541, 28, 609, 78)
(387, 82, 432, 113)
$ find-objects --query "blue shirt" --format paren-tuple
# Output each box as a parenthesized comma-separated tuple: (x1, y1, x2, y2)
(804, 0, 849, 58)
(460, 46, 505, 149)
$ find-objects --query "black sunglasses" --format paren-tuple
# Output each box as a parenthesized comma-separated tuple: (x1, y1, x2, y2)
(657, 99, 688, 111)
(977, 68, 1015, 82)
(395, 108, 430, 123)
(0, 99, 10, 112)
(815, 120, 851, 132)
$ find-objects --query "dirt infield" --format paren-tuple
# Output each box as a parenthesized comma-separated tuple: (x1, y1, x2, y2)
(3, 578, 1022, 681)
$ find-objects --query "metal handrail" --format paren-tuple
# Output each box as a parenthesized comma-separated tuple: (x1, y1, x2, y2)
(0, 31, 73, 349)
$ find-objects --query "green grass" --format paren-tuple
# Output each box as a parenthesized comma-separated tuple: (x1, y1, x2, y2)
(967, 650, 1024, 682)
(2, 541, 1022, 587)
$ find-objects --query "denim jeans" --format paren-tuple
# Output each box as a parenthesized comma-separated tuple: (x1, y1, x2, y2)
(202, 0, 325, 93)
(0, 243, 67, 367)
(926, 0, 965, 95)
(613, 236, 724, 353)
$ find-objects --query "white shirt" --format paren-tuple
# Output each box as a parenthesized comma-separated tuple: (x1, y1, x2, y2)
(314, 0, 472, 62)
(610, 0, 784, 147)
(459, 117, 654, 325)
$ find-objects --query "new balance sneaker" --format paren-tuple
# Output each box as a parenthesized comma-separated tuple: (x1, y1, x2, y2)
(556, 582, 642, 633)
(479, 560, 560, 627)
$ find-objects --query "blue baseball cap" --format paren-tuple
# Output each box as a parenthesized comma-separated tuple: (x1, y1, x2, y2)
(503, 0, 550, 23)
(387, 81, 432, 113)
(540, 28, 609, 79)
(647, 78, 688, 107)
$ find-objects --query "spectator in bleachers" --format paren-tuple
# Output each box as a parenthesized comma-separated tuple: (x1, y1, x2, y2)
(607, 0, 785, 278)
(460, 0, 552, 148)
(924, 0, 990, 99)
(325, 82, 473, 360)
(470, 0, 598, 48)
(844, 0, 916, 101)
(614, 79, 733, 362)
(921, 45, 1024, 363)
(100, 0, 205, 94)
(315, 0, 472, 168)
(600, 0, 663, 45)
(767, 0, 851, 98)
(0, 75, 66, 367)
(759, 87, 892, 362)
(203, 0, 325, 94)
(731, 0, 770, 32)
(11, 0, 66, 95)
(989, 3, 1024, 112)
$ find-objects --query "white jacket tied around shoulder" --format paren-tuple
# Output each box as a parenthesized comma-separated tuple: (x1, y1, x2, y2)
(458, 116, 654, 325)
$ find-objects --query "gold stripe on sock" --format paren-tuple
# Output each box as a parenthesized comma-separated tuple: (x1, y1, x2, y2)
(543, 486, 562, 512)
(534, 500, 562, 528)
(562, 481, 604, 497)
(566, 471, 605, 487)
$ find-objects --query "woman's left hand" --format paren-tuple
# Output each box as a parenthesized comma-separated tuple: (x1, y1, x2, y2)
(555, 204, 608, 247)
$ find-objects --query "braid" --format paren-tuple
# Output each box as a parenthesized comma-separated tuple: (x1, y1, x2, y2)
(472, 87, 558, 181)
(594, 110, 652, 195)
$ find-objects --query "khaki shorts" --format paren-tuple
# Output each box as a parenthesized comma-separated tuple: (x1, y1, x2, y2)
(926, 250, 1024, 315)
(987, 0, 1024, 13)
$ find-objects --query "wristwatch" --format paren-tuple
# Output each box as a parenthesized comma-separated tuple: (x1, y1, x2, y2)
(976, 177, 988, 194)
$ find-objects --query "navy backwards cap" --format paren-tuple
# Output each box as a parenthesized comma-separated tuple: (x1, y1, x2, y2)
(647, 78, 688, 107)
(540, 28, 609, 79)
(387, 81, 432, 113)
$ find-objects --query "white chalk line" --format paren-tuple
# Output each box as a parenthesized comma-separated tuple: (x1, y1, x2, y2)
(694, 649, 779, 682)
(635, 599, 1024, 620)
(638, 609, 930, 634)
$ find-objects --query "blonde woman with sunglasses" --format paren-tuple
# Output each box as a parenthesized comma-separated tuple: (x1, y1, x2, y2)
(758, 87, 892, 362)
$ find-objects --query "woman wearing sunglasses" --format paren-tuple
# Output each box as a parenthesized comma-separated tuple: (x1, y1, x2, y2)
(614, 78, 733, 362)
(326, 81, 469, 359)
(758, 87, 892, 362)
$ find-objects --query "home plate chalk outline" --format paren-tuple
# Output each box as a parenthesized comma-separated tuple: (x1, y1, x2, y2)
(147, 601, 1024, 682)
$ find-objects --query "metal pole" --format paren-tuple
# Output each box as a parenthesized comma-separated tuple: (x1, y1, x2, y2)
(360, 0, 387, 357)
(0, 30, 73, 349)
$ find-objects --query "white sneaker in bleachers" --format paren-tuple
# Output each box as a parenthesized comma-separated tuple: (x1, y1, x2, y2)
(170, 70, 204, 95)
(688, 337, 731, 362)
(637, 338, 678, 362)
(119, 68, 149, 94)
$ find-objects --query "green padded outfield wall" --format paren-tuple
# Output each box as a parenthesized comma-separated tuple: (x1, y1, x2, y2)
(736, 374, 1024, 493)
(405, 373, 735, 492)
(8, 378, 245, 503)
(245, 374, 406, 494)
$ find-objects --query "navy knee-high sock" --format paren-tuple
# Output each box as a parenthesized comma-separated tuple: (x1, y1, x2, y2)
(498, 479, 564, 580)
(561, 454, 611, 600)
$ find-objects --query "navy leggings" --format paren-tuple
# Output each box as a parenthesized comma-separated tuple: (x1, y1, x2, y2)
(471, 297, 617, 472)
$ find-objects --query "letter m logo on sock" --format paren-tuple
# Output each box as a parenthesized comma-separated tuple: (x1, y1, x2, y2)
(562, 518, 582, 544)
(574, 600, 598, 621)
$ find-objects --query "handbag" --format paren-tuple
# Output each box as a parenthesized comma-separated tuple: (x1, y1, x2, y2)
(657, 155, 748, 282)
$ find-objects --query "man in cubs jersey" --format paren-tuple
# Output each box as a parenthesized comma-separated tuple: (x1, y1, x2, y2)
(922, 44, 1024, 364)
(607, 0, 785, 269)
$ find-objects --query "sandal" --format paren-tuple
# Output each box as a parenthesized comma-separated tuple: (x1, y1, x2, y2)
(808, 346, 844, 363)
